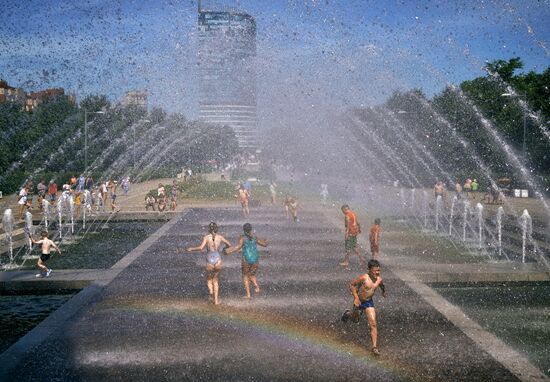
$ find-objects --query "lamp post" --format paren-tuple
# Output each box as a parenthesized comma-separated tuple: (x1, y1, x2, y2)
(84, 110, 105, 173)
(133, 119, 150, 168)
(501, 93, 527, 161)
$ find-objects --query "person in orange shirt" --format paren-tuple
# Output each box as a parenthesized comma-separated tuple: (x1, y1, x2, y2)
(340, 204, 366, 268)
(369, 218, 381, 259)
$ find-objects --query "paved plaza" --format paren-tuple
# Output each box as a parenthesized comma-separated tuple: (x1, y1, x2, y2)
(0, 204, 548, 381)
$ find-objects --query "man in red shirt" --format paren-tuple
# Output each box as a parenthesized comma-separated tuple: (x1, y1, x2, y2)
(340, 204, 366, 268)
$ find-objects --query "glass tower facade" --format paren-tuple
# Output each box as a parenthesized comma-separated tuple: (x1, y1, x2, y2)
(197, 10, 257, 150)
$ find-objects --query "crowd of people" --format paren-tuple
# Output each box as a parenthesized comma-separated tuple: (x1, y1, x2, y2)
(16, 174, 132, 220)
(433, 178, 505, 205)
(144, 181, 178, 212)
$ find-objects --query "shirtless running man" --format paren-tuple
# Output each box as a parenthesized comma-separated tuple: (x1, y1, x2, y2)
(30, 231, 61, 277)
(341, 259, 386, 355)
(187, 222, 232, 305)
(238, 185, 250, 217)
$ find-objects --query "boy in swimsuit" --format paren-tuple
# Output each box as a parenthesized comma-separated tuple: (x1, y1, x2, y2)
(226, 223, 268, 299)
(341, 259, 386, 355)
(29, 231, 61, 277)
(187, 222, 232, 305)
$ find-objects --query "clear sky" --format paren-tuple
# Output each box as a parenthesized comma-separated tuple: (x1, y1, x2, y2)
(1, 0, 548, 127)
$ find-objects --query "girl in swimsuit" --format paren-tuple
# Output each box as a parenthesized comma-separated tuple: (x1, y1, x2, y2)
(227, 223, 268, 299)
(187, 222, 232, 305)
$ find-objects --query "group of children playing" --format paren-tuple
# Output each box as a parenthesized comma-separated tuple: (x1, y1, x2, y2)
(187, 222, 268, 305)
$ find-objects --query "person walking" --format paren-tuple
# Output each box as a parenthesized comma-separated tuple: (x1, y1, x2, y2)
(339, 204, 365, 268)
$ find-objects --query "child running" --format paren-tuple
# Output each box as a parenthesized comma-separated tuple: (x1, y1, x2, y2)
(187, 222, 232, 305)
(226, 223, 268, 299)
(341, 259, 386, 355)
(29, 231, 61, 277)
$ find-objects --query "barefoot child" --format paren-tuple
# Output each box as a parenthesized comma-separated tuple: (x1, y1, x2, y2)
(227, 223, 268, 299)
(341, 259, 386, 355)
(30, 231, 61, 277)
(187, 222, 232, 305)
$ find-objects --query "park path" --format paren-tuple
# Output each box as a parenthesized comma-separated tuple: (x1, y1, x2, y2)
(0, 204, 528, 381)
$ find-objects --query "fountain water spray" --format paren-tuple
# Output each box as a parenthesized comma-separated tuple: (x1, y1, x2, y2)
(422, 190, 428, 228)
(2, 209, 14, 262)
(24, 211, 33, 251)
(43, 199, 49, 229)
(69, 193, 75, 234)
(520, 209, 532, 264)
(449, 195, 457, 235)
(57, 197, 63, 240)
(496, 206, 504, 258)
(410, 188, 416, 213)
(476, 203, 484, 249)
(435, 195, 442, 231)
(83, 190, 91, 229)
(462, 200, 471, 241)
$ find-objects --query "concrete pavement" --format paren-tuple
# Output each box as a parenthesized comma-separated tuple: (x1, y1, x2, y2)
(0, 204, 547, 381)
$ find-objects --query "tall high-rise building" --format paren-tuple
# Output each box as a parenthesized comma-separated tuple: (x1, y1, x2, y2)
(197, 2, 257, 150)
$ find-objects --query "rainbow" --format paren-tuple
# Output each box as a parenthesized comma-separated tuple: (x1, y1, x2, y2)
(103, 296, 416, 380)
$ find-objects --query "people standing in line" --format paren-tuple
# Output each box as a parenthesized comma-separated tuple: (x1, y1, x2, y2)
(48, 180, 57, 206)
(341, 259, 386, 356)
(369, 218, 381, 259)
(187, 222, 232, 305)
(226, 223, 268, 299)
(29, 231, 61, 278)
(339, 204, 366, 268)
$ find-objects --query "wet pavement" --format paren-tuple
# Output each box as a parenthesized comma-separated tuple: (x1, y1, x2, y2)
(0, 205, 542, 381)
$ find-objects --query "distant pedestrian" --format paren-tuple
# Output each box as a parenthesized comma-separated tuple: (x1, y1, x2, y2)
(29, 231, 61, 278)
(227, 223, 268, 299)
(77, 174, 85, 192)
(269, 181, 277, 205)
(48, 180, 57, 205)
(18, 186, 29, 219)
(158, 183, 165, 198)
(455, 181, 463, 199)
(369, 218, 381, 259)
(471, 179, 479, 199)
(170, 180, 178, 211)
(339, 204, 365, 268)
(37, 180, 47, 209)
(238, 184, 250, 217)
(187, 222, 232, 305)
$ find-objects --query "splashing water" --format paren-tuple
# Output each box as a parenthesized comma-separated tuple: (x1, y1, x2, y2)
(69, 193, 75, 234)
(24, 211, 33, 252)
(476, 203, 484, 249)
(43, 199, 49, 230)
(520, 209, 532, 264)
(449, 195, 457, 236)
(462, 200, 471, 242)
(422, 190, 429, 228)
(496, 206, 504, 258)
(410, 188, 416, 213)
(2, 209, 14, 262)
(435, 195, 442, 231)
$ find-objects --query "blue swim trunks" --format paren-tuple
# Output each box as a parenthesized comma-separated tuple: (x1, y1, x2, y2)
(359, 299, 374, 309)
